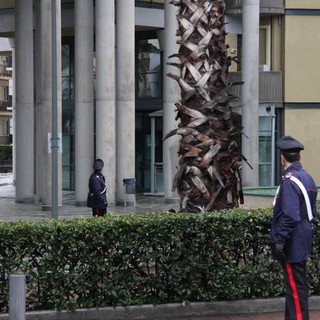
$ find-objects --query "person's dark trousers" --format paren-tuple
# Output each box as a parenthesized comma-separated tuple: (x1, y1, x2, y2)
(92, 208, 107, 217)
(283, 261, 309, 320)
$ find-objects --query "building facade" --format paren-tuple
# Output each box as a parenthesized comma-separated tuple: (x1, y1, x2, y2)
(0, 38, 12, 146)
(0, 0, 319, 210)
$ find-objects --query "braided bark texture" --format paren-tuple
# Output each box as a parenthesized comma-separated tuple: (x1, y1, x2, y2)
(165, 0, 245, 212)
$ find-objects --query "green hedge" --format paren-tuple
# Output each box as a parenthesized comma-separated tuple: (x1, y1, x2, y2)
(0, 209, 319, 312)
(0, 145, 12, 161)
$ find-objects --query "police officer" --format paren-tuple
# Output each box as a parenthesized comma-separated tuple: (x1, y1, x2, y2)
(87, 159, 108, 217)
(271, 136, 318, 320)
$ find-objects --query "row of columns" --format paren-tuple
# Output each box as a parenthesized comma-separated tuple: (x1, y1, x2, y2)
(13, 0, 260, 210)
(14, 0, 137, 208)
(74, 0, 95, 206)
(15, 0, 34, 203)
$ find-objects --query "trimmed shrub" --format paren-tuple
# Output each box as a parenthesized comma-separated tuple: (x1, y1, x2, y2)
(0, 209, 319, 312)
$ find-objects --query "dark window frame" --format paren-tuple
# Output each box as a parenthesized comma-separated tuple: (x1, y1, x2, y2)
(135, 30, 163, 111)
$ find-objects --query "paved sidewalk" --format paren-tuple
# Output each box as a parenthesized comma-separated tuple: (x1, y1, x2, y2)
(0, 172, 180, 221)
(153, 310, 320, 319)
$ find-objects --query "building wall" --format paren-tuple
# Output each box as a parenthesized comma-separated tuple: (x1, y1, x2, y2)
(285, 1, 320, 9)
(283, 7, 320, 184)
(271, 16, 282, 72)
(284, 15, 320, 102)
(226, 33, 238, 72)
(284, 109, 320, 184)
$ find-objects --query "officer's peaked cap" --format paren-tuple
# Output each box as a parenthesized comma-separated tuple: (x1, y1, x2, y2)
(276, 136, 304, 152)
(93, 159, 104, 170)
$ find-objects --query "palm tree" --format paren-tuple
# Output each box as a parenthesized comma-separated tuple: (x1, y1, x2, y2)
(164, 0, 248, 212)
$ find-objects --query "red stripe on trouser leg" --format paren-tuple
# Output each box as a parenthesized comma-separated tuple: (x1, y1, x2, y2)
(286, 263, 302, 320)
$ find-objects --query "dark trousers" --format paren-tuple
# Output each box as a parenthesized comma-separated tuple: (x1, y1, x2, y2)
(283, 261, 309, 320)
(92, 208, 107, 217)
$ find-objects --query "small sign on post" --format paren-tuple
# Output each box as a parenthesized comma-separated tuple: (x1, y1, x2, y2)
(48, 132, 62, 154)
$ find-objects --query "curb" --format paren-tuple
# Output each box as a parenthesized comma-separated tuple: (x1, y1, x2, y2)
(0, 296, 319, 320)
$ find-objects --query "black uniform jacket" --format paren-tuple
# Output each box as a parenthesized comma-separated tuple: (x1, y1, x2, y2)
(87, 172, 108, 209)
(271, 162, 318, 263)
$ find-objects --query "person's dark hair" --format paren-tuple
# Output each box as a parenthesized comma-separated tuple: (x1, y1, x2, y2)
(282, 151, 300, 163)
(92, 159, 104, 171)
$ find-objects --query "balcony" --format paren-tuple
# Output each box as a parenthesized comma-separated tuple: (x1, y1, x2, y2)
(0, 100, 11, 112)
(226, 0, 285, 15)
(135, 0, 164, 9)
(0, 64, 12, 77)
(228, 71, 283, 105)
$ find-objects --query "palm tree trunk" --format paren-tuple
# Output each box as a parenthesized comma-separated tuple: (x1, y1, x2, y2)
(165, 0, 245, 212)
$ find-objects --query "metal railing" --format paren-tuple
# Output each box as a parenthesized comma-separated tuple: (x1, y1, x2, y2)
(228, 71, 283, 104)
(0, 135, 11, 145)
(0, 100, 11, 112)
(135, 0, 164, 9)
(0, 64, 12, 77)
(226, 0, 285, 15)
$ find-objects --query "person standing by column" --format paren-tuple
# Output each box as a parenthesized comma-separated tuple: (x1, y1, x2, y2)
(87, 159, 108, 217)
(271, 136, 318, 320)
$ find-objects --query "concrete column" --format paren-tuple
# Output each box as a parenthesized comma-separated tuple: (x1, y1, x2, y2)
(15, 0, 34, 203)
(116, 0, 135, 205)
(95, 0, 116, 205)
(75, 0, 94, 206)
(8, 38, 15, 186)
(241, 0, 260, 187)
(34, 0, 62, 210)
(163, 2, 180, 201)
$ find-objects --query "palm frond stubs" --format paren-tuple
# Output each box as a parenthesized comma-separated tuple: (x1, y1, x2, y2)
(165, 0, 245, 212)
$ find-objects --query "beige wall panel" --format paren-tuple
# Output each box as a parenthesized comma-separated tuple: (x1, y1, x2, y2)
(226, 33, 238, 72)
(284, 16, 320, 102)
(285, 0, 320, 9)
(271, 16, 282, 71)
(284, 109, 320, 184)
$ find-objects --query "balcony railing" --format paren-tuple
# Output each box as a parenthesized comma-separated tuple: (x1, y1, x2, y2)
(0, 100, 11, 112)
(135, 0, 164, 9)
(0, 64, 12, 77)
(226, 0, 285, 15)
(228, 71, 283, 104)
(0, 136, 11, 145)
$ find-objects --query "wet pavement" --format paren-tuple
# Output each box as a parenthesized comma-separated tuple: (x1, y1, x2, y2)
(0, 172, 180, 221)
(152, 310, 320, 319)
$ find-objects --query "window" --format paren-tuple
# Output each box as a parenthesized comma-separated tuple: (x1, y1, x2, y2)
(2, 85, 9, 101)
(233, 104, 276, 186)
(259, 25, 271, 71)
(259, 104, 276, 186)
(62, 41, 75, 100)
(136, 38, 161, 99)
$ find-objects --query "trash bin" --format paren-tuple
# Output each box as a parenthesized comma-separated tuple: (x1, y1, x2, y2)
(123, 178, 136, 194)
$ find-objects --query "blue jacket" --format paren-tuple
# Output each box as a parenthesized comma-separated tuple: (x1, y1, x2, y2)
(87, 171, 108, 209)
(270, 162, 318, 263)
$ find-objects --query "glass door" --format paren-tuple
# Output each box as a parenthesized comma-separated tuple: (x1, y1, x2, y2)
(149, 110, 163, 194)
(259, 104, 275, 186)
(62, 110, 75, 190)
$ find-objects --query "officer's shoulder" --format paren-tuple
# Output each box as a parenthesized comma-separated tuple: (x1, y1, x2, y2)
(284, 171, 294, 179)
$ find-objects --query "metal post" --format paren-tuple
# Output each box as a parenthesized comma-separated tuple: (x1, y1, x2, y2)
(9, 274, 26, 320)
(51, 0, 58, 219)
